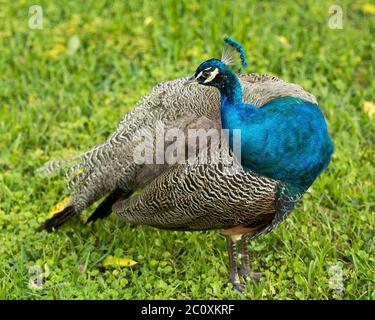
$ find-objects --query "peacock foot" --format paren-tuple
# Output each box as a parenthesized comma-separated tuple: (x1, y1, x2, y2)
(240, 268, 262, 282)
(230, 278, 246, 293)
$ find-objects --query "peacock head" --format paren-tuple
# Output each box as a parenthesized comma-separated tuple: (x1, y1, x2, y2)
(185, 37, 248, 89)
(186, 58, 232, 87)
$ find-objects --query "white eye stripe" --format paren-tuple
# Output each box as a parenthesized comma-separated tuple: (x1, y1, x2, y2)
(196, 71, 203, 79)
(203, 68, 219, 83)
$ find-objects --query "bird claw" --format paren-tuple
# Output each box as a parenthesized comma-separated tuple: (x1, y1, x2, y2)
(230, 270, 262, 292)
(231, 279, 246, 293)
(240, 269, 262, 282)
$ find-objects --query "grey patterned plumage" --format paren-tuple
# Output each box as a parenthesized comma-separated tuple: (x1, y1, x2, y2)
(40, 73, 317, 291)
(41, 74, 315, 218)
(113, 151, 278, 231)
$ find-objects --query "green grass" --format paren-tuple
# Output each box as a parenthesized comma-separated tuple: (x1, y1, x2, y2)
(0, 0, 374, 300)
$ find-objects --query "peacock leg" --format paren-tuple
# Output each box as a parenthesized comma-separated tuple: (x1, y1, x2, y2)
(240, 236, 262, 282)
(227, 236, 245, 292)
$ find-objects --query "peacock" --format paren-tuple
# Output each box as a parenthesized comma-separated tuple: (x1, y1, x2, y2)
(39, 38, 333, 291)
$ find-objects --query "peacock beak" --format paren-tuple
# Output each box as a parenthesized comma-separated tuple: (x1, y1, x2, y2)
(184, 76, 199, 86)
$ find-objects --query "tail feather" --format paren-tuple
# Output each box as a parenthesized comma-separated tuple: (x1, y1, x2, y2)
(86, 189, 130, 224)
(39, 205, 76, 232)
(39, 189, 132, 232)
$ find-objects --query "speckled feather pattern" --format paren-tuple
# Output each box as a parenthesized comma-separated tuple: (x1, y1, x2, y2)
(112, 145, 279, 232)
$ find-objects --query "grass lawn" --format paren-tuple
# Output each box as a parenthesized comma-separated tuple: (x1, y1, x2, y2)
(0, 0, 374, 299)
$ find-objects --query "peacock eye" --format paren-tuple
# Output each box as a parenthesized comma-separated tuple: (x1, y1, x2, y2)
(202, 70, 211, 78)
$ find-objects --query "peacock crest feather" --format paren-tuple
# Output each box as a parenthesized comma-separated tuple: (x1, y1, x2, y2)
(221, 37, 248, 71)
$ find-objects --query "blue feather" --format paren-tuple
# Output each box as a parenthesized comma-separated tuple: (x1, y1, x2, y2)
(222, 96, 334, 188)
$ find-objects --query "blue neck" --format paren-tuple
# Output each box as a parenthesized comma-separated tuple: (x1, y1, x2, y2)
(218, 72, 245, 106)
(219, 73, 260, 119)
